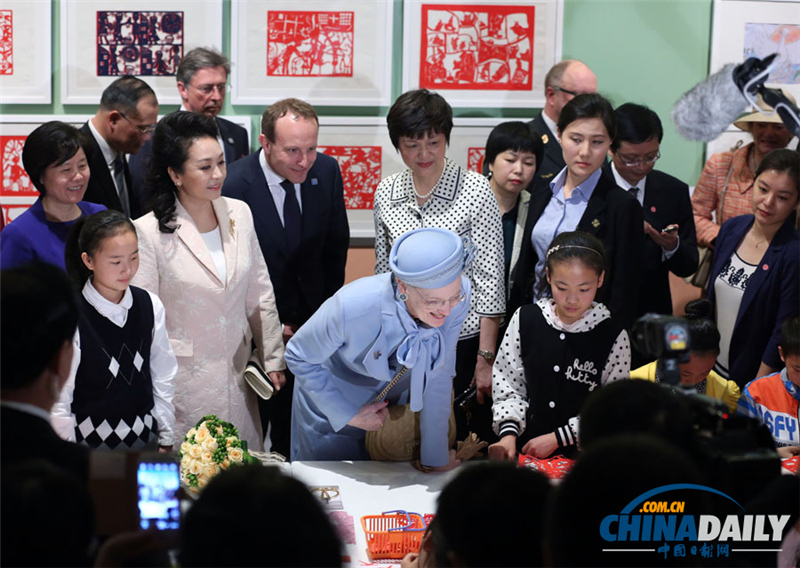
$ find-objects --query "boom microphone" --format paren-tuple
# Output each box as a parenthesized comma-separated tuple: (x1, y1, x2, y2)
(671, 64, 749, 142)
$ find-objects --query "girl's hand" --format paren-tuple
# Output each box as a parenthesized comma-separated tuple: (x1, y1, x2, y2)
(777, 446, 800, 460)
(157, 445, 173, 454)
(473, 358, 493, 404)
(347, 400, 389, 431)
(268, 370, 286, 391)
(521, 433, 558, 458)
(401, 553, 420, 568)
(488, 435, 517, 461)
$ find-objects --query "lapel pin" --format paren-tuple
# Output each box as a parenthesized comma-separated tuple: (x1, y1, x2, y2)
(311, 178, 318, 186)
(650, 206, 657, 213)
(591, 218, 600, 228)
(762, 264, 769, 271)
(229, 218, 236, 239)
(227, 137, 234, 144)
(541, 134, 549, 144)
(373, 350, 382, 360)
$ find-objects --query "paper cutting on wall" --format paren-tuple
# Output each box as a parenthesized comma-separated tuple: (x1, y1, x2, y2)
(318, 145, 381, 209)
(0, 10, 11, 75)
(2, 204, 31, 226)
(1, 136, 33, 196)
(267, 11, 354, 77)
(96, 11, 183, 76)
(744, 23, 800, 84)
(420, 4, 534, 90)
(467, 147, 485, 173)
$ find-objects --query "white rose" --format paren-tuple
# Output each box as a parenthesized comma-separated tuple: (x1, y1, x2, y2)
(201, 451, 214, 463)
(195, 426, 210, 442)
(189, 459, 204, 475)
(202, 437, 218, 452)
(180, 455, 192, 471)
(221, 458, 231, 469)
(216, 425, 224, 435)
(186, 427, 197, 439)
(197, 476, 209, 488)
(225, 437, 238, 447)
(227, 447, 244, 462)
(180, 442, 191, 454)
(204, 464, 220, 479)
(188, 445, 203, 459)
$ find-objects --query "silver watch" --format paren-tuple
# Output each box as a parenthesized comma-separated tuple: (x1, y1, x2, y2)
(476, 349, 495, 362)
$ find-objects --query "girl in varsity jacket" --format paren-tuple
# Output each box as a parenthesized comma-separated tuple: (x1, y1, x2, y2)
(489, 231, 630, 459)
(52, 210, 176, 451)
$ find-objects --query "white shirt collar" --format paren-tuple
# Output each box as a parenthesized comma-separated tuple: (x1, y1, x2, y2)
(88, 117, 121, 169)
(610, 161, 647, 193)
(258, 149, 295, 189)
(542, 111, 559, 143)
(536, 297, 611, 332)
(82, 278, 133, 328)
(1, 400, 53, 423)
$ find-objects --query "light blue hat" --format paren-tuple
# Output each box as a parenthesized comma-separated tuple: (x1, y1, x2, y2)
(389, 227, 475, 289)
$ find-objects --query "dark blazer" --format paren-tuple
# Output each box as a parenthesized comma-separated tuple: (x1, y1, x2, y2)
(527, 112, 565, 193)
(509, 169, 645, 330)
(603, 165, 699, 317)
(80, 122, 142, 219)
(129, 115, 250, 215)
(0, 405, 89, 484)
(707, 215, 799, 388)
(222, 150, 350, 326)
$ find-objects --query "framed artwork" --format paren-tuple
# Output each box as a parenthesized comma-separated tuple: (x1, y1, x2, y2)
(710, 0, 800, 103)
(317, 116, 523, 239)
(0, 115, 89, 225)
(231, 0, 394, 106)
(0, 1, 51, 104)
(403, 0, 563, 108)
(61, 0, 222, 105)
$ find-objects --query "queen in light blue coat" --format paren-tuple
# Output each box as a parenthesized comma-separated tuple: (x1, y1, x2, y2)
(287, 228, 473, 469)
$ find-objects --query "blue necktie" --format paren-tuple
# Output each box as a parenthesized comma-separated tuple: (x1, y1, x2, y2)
(280, 179, 302, 253)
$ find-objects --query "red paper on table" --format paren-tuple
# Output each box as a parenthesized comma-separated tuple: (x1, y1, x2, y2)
(517, 454, 574, 479)
(782, 455, 799, 475)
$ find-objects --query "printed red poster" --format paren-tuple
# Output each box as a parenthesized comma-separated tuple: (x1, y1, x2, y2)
(2, 203, 31, 226)
(96, 11, 183, 76)
(467, 147, 485, 173)
(1, 136, 34, 196)
(267, 11, 354, 77)
(317, 146, 381, 209)
(420, 4, 534, 90)
(0, 10, 12, 75)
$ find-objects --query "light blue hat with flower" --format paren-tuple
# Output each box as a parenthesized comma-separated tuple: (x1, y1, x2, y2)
(389, 227, 475, 289)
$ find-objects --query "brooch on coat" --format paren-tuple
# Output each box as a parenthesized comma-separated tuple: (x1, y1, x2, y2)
(229, 218, 236, 239)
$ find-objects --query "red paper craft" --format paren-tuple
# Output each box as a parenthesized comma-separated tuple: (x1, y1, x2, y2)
(517, 454, 574, 479)
(267, 11, 354, 77)
(467, 147, 485, 173)
(420, 4, 534, 91)
(329, 511, 357, 545)
(0, 10, 12, 75)
(96, 11, 183, 76)
(1, 136, 34, 196)
(782, 455, 799, 475)
(317, 145, 381, 209)
(2, 203, 32, 226)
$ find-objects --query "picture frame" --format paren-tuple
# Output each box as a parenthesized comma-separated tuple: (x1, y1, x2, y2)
(318, 116, 525, 239)
(402, 0, 563, 108)
(231, 0, 394, 107)
(0, 1, 52, 104)
(60, 0, 223, 105)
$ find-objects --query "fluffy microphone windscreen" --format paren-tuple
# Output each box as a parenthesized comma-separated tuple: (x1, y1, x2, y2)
(671, 64, 749, 142)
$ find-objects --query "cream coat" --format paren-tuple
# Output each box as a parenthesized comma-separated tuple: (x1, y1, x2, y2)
(132, 196, 284, 451)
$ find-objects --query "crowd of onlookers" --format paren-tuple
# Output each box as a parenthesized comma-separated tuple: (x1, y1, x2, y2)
(1, 48, 799, 566)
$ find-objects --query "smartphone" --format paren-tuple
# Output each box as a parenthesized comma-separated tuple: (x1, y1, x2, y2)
(137, 454, 180, 531)
(661, 224, 679, 234)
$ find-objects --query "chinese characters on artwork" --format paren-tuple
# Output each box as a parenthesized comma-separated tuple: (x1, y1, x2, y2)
(96, 11, 183, 76)
(317, 145, 381, 209)
(0, 10, 12, 75)
(267, 11, 354, 77)
(420, 4, 535, 90)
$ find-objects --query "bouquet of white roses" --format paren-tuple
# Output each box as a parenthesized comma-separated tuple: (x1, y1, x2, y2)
(179, 414, 257, 494)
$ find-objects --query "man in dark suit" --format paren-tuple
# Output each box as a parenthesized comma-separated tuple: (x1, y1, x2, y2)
(129, 47, 250, 205)
(1, 263, 89, 484)
(82, 76, 158, 219)
(222, 98, 350, 456)
(528, 60, 597, 191)
(604, 103, 698, 320)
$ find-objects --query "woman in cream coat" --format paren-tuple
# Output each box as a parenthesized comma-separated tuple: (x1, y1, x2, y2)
(132, 112, 284, 450)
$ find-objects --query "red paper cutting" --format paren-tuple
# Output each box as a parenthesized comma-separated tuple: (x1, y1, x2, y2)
(467, 147, 485, 173)
(0, 10, 12, 75)
(1, 136, 34, 197)
(782, 455, 799, 475)
(518, 453, 574, 479)
(420, 4, 534, 91)
(96, 11, 183, 76)
(2, 204, 32, 226)
(317, 145, 381, 209)
(267, 11, 354, 77)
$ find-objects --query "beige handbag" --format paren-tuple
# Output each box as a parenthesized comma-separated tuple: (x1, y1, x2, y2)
(365, 366, 457, 461)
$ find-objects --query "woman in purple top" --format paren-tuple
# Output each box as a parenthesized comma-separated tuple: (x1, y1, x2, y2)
(0, 122, 106, 270)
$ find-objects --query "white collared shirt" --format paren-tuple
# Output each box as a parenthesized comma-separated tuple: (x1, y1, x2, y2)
(542, 111, 559, 143)
(50, 279, 177, 446)
(258, 149, 303, 227)
(88, 117, 127, 197)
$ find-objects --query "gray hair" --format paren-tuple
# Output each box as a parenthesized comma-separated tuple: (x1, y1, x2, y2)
(177, 47, 231, 86)
(99, 76, 157, 117)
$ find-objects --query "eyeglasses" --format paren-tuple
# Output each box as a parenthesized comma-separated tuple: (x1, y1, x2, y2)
(618, 151, 661, 167)
(118, 111, 156, 135)
(409, 286, 467, 310)
(192, 82, 231, 95)
(552, 86, 579, 97)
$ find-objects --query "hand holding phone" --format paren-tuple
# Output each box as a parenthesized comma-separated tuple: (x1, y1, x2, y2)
(137, 454, 180, 531)
(661, 224, 679, 234)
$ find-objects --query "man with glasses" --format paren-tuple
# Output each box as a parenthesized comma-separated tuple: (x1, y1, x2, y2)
(129, 48, 250, 203)
(82, 75, 158, 218)
(604, 103, 698, 322)
(527, 59, 597, 191)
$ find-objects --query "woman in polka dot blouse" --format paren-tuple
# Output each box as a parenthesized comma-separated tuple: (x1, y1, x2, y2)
(488, 231, 630, 460)
(373, 90, 505, 441)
